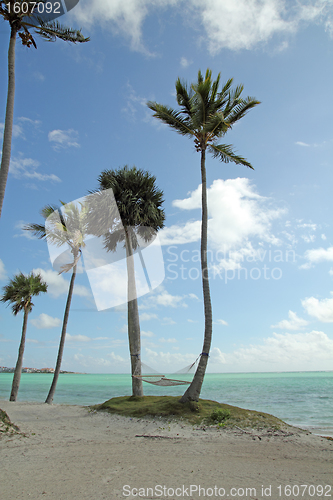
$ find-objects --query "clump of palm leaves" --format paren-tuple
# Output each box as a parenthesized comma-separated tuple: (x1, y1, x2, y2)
(0, 271, 47, 401)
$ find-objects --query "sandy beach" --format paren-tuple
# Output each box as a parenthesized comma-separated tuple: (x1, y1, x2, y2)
(0, 400, 332, 500)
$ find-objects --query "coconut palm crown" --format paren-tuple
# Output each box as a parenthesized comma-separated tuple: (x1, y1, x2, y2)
(93, 165, 165, 249)
(147, 69, 260, 402)
(0, 1, 89, 218)
(1, 271, 47, 401)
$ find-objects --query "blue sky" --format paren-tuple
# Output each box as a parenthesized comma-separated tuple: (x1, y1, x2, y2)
(0, 0, 333, 375)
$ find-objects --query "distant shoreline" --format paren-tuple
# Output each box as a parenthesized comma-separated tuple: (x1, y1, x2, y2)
(0, 368, 84, 374)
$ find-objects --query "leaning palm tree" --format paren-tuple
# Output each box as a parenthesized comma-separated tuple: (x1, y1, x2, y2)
(25, 201, 88, 403)
(0, 1, 89, 218)
(87, 166, 165, 396)
(1, 271, 47, 401)
(147, 69, 260, 402)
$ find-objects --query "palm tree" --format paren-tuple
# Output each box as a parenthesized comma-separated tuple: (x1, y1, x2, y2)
(1, 271, 47, 401)
(0, 1, 89, 218)
(88, 166, 165, 396)
(25, 201, 88, 403)
(147, 69, 260, 402)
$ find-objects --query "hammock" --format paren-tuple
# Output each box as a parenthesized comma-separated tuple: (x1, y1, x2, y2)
(132, 354, 206, 387)
(133, 374, 191, 386)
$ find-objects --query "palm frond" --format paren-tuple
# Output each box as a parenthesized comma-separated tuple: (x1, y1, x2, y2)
(175, 78, 193, 117)
(205, 113, 230, 138)
(225, 96, 260, 124)
(209, 143, 254, 169)
(40, 204, 60, 220)
(24, 18, 89, 43)
(147, 102, 194, 136)
(24, 222, 46, 239)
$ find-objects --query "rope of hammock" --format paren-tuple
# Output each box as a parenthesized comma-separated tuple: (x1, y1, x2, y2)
(131, 352, 209, 387)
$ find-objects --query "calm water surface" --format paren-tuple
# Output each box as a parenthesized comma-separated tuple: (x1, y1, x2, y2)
(0, 371, 332, 437)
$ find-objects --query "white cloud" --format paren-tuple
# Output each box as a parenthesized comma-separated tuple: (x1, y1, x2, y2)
(32, 268, 90, 299)
(121, 82, 148, 120)
(296, 141, 310, 147)
(301, 234, 316, 243)
(162, 317, 176, 325)
(141, 330, 155, 337)
(74, 284, 92, 297)
(160, 178, 284, 270)
(71, 0, 333, 54)
(192, 0, 297, 53)
(0, 123, 23, 140)
(209, 347, 226, 364)
(271, 310, 309, 330)
(18, 116, 41, 126)
(141, 287, 197, 311)
(214, 319, 228, 326)
(143, 330, 332, 372)
(302, 293, 333, 323)
(72, 0, 178, 54)
(140, 312, 158, 321)
(144, 347, 199, 370)
(32, 71, 45, 82)
(66, 333, 92, 342)
(159, 337, 177, 343)
(73, 352, 127, 368)
(13, 220, 38, 240)
(180, 57, 192, 68)
(48, 129, 80, 150)
(30, 313, 62, 329)
(223, 331, 333, 372)
(153, 290, 187, 308)
(159, 220, 201, 245)
(9, 157, 61, 182)
(303, 246, 333, 267)
(0, 259, 7, 281)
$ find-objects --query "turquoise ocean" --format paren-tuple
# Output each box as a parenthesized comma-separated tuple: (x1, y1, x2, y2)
(0, 371, 332, 437)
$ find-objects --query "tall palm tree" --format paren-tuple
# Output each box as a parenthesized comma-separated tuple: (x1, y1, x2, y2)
(25, 201, 88, 403)
(147, 69, 260, 402)
(0, 1, 89, 218)
(1, 271, 47, 401)
(88, 166, 165, 396)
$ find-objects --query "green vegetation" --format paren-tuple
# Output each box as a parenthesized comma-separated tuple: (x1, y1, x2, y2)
(92, 395, 293, 430)
(0, 408, 21, 438)
(209, 408, 231, 424)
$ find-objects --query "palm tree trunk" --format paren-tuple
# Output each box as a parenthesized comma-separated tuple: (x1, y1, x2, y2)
(10, 305, 29, 401)
(125, 228, 143, 397)
(0, 24, 17, 219)
(180, 148, 213, 403)
(45, 266, 77, 404)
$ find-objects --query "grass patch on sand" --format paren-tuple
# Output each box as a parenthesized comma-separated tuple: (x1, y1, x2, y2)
(0, 408, 21, 438)
(92, 396, 294, 431)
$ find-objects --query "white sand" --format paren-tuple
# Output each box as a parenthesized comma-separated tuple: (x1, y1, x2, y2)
(0, 400, 332, 500)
